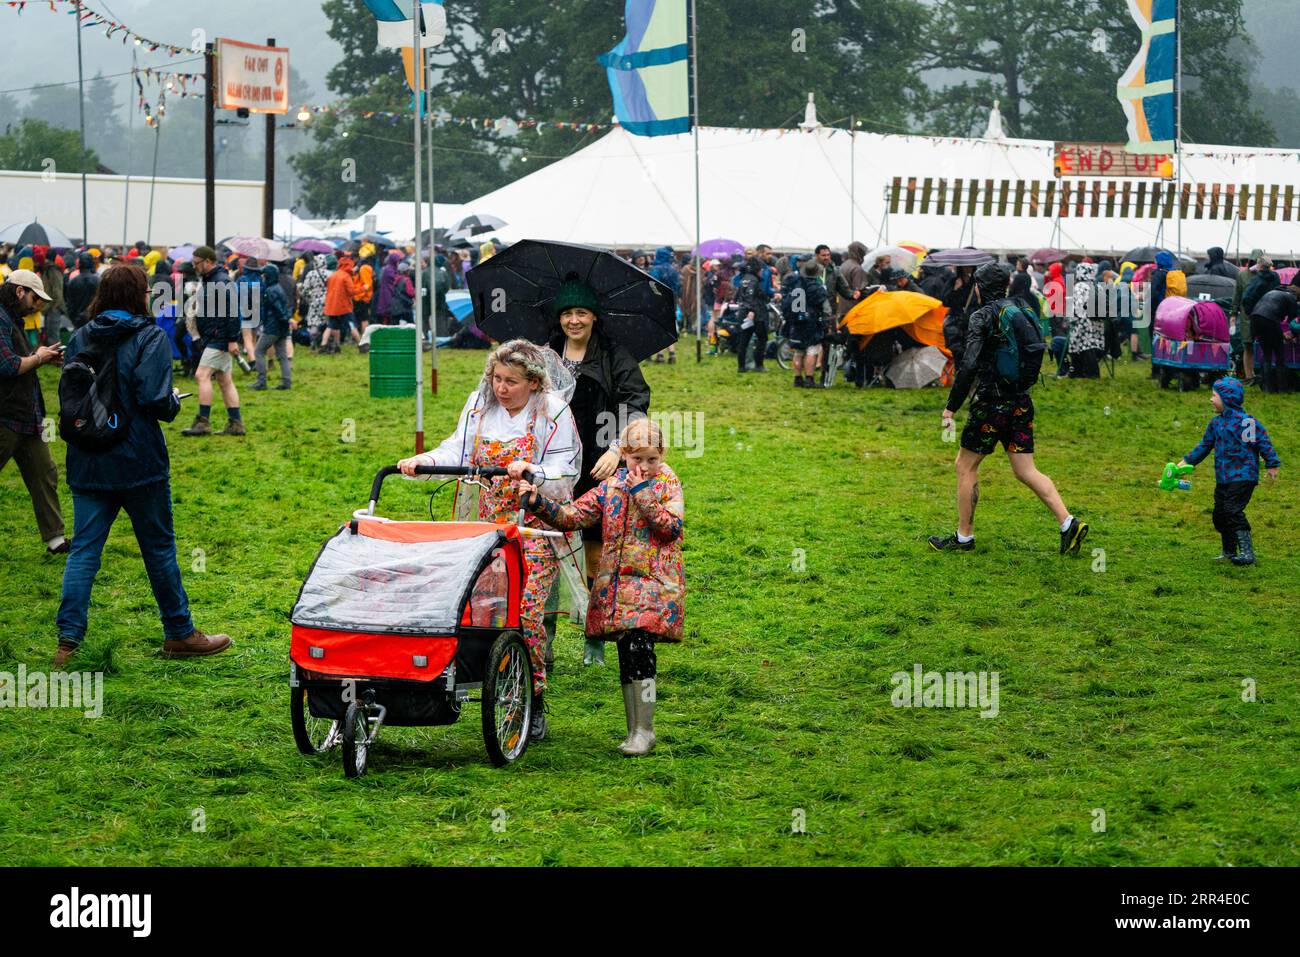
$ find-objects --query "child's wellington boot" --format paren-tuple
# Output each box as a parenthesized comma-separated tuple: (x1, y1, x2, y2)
(1215, 531, 1237, 560)
(1230, 530, 1256, 566)
(617, 682, 637, 753)
(622, 678, 656, 756)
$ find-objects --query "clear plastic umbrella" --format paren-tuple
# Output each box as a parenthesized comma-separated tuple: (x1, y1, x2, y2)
(864, 245, 919, 275)
(886, 346, 948, 389)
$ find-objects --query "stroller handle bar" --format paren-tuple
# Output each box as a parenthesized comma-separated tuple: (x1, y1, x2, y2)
(368, 464, 535, 515)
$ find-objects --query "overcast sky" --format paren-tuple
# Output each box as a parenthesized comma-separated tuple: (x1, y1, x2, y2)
(3, 0, 340, 106)
(4, 0, 1296, 113)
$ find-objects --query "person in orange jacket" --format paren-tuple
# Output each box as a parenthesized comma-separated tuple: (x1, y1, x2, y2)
(353, 244, 376, 335)
(321, 256, 359, 354)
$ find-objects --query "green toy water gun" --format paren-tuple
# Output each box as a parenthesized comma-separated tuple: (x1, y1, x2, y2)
(1158, 461, 1194, 491)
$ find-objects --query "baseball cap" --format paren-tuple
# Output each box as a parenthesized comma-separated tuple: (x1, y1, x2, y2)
(6, 269, 52, 301)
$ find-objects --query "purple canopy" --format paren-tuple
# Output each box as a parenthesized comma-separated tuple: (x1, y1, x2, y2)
(695, 238, 745, 261)
(925, 247, 997, 267)
(291, 238, 334, 253)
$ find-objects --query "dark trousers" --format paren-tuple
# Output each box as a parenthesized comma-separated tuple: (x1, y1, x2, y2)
(1068, 348, 1101, 378)
(735, 317, 768, 371)
(1213, 480, 1256, 549)
(0, 425, 64, 542)
(254, 332, 291, 387)
(57, 480, 194, 645)
(1253, 317, 1287, 390)
(614, 629, 657, 683)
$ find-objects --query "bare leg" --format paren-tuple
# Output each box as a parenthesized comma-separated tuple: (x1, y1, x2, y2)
(1007, 451, 1069, 524)
(216, 370, 240, 410)
(195, 365, 214, 407)
(1242, 336, 1254, 379)
(955, 448, 984, 537)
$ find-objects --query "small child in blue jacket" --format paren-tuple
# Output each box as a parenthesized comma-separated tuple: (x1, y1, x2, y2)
(1177, 376, 1280, 565)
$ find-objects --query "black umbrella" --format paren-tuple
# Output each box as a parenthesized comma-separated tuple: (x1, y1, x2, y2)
(1187, 274, 1236, 301)
(0, 220, 75, 248)
(1121, 245, 1170, 265)
(467, 239, 678, 361)
(925, 247, 996, 267)
(358, 232, 396, 248)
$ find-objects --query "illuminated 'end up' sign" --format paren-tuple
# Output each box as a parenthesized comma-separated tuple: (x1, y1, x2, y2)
(1054, 142, 1173, 179)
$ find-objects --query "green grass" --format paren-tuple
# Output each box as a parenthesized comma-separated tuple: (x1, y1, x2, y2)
(2, 346, 1297, 865)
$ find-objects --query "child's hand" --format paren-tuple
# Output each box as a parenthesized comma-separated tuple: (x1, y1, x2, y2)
(626, 461, 660, 486)
(505, 460, 534, 481)
(517, 480, 539, 508)
(1266, 467, 1279, 481)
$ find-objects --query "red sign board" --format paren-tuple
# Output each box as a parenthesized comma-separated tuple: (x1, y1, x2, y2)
(217, 38, 289, 114)
(1054, 142, 1172, 179)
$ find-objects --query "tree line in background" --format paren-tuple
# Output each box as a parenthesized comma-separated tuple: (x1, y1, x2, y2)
(2, 0, 1295, 222)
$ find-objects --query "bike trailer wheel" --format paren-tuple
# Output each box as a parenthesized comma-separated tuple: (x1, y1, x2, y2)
(482, 631, 533, 767)
(341, 701, 369, 778)
(291, 684, 340, 756)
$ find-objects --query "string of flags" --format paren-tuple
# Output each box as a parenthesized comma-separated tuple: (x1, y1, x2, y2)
(6, 0, 194, 57)
(294, 103, 612, 134)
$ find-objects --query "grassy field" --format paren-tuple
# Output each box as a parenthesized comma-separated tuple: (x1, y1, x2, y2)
(2, 344, 1297, 866)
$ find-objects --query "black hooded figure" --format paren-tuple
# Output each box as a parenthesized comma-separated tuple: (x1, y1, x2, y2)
(732, 256, 770, 373)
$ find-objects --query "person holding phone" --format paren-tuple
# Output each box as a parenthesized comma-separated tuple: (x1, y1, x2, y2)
(0, 269, 69, 555)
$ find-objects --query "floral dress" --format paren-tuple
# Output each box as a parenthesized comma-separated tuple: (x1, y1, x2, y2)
(412, 391, 581, 695)
(529, 464, 685, 642)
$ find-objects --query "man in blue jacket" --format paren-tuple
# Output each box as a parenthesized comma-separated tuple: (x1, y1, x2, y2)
(54, 265, 231, 667)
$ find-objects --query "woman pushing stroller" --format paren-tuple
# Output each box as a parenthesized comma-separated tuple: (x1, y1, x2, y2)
(398, 339, 581, 742)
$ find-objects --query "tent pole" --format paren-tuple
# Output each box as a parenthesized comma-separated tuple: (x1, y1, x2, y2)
(690, 0, 702, 363)
(146, 102, 162, 245)
(412, 10, 425, 453)
(849, 115, 855, 244)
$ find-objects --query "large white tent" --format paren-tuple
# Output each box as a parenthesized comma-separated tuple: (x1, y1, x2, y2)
(468, 122, 1300, 258)
(273, 208, 326, 241)
(344, 200, 470, 243)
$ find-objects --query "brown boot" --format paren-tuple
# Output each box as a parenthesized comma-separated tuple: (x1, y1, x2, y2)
(160, 628, 232, 659)
(181, 415, 212, 436)
(52, 640, 78, 668)
(219, 419, 246, 436)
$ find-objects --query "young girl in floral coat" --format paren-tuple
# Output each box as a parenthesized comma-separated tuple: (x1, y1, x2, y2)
(511, 418, 684, 756)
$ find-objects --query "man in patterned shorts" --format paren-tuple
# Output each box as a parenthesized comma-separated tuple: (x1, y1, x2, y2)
(930, 262, 1089, 554)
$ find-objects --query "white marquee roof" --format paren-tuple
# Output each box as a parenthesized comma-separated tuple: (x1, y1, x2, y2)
(466, 125, 1300, 258)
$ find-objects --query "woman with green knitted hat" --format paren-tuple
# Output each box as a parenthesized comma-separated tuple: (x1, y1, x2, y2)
(546, 277, 651, 665)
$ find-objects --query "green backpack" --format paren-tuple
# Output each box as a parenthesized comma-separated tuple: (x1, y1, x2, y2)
(992, 301, 1046, 393)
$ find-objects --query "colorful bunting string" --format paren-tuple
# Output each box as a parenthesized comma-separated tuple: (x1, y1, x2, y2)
(5, 0, 194, 57)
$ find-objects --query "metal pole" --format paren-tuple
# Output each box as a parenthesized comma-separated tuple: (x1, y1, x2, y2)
(849, 115, 855, 244)
(1175, 0, 1183, 258)
(204, 42, 216, 248)
(263, 38, 276, 239)
(425, 47, 437, 396)
(690, 0, 702, 363)
(412, 11, 425, 452)
(146, 105, 161, 245)
(123, 49, 137, 247)
(74, 0, 89, 243)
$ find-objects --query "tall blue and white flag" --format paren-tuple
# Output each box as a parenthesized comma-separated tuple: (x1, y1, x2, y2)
(363, 0, 447, 49)
(1116, 0, 1177, 153)
(598, 0, 691, 137)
